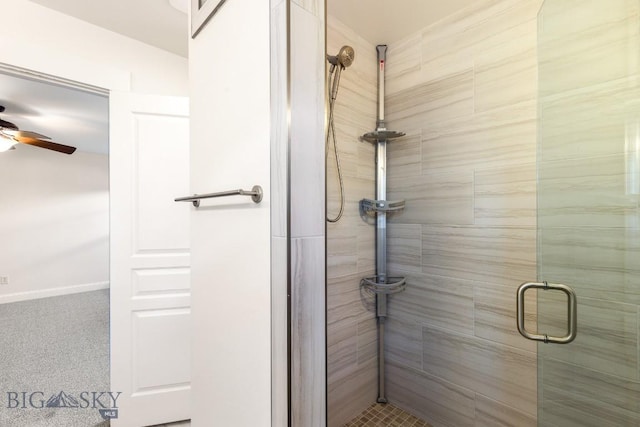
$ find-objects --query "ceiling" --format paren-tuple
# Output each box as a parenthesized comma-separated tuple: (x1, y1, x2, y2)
(29, 0, 189, 57)
(2, 0, 475, 157)
(328, 0, 476, 45)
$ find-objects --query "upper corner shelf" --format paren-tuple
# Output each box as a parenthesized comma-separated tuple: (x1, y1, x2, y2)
(360, 130, 406, 143)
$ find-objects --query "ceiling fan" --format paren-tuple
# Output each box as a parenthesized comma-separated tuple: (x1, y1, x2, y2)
(0, 105, 77, 155)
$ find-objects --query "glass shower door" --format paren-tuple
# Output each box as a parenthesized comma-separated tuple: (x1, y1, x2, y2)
(534, 0, 640, 425)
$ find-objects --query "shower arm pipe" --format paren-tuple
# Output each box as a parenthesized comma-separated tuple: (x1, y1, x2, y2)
(376, 45, 387, 130)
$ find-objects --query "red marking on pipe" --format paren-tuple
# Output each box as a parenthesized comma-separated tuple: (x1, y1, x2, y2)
(380, 60, 385, 71)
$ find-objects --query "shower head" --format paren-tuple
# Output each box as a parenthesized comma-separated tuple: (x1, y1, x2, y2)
(327, 45, 355, 70)
(327, 46, 355, 103)
(337, 45, 355, 68)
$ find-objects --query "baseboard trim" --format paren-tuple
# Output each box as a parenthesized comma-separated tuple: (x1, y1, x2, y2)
(0, 281, 110, 304)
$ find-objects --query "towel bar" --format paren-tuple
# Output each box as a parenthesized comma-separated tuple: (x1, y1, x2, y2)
(175, 185, 263, 207)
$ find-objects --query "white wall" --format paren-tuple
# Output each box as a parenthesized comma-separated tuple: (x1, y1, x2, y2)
(0, 0, 188, 95)
(189, 0, 271, 425)
(0, 147, 109, 302)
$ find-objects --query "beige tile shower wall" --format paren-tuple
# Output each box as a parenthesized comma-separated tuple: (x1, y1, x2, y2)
(326, 16, 379, 427)
(384, 0, 541, 426)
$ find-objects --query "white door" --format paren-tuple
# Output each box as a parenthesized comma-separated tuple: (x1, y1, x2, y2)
(109, 91, 191, 427)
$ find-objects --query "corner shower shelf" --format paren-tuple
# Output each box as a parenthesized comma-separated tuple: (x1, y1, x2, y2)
(360, 129, 406, 143)
(359, 198, 405, 216)
(361, 275, 407, 295)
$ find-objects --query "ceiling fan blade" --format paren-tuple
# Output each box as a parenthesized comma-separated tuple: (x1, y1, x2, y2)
(19, 138, 77, 155)
(6, 130, 51, 141)
(0, 118, 18, 131)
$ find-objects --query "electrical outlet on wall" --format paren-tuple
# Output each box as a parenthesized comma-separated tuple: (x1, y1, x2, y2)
(0, 276, 8, 285)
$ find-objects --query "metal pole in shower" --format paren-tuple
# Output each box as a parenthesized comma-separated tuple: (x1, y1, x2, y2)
(375, 45, 389, 403)
(360, 45, 406, 405)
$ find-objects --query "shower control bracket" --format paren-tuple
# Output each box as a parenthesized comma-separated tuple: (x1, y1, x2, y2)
(359, 198, 405, 218)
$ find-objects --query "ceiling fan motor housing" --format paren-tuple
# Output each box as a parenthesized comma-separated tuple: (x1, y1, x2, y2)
(0, 105, 18, 130)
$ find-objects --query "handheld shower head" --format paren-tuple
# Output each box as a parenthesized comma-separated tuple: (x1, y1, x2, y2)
(326, 45, 354, 223)
(327, 45, 355, 101)
(327, 45, 355, 71)
(337, 45, 355, 68)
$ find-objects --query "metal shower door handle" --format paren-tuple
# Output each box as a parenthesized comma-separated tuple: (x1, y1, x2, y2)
(517, 281, 577, 344)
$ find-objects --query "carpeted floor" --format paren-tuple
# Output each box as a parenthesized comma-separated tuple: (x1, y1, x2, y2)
(0, 290, 110, 426)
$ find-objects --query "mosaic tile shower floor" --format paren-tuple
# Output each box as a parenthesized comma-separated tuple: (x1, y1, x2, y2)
(343, 403, 432, 427)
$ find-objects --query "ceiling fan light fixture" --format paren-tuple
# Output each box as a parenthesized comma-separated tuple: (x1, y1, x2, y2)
(0, 133, 17, 152)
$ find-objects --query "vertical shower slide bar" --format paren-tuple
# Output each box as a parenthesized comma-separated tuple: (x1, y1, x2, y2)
(359, 45, 407, 404)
